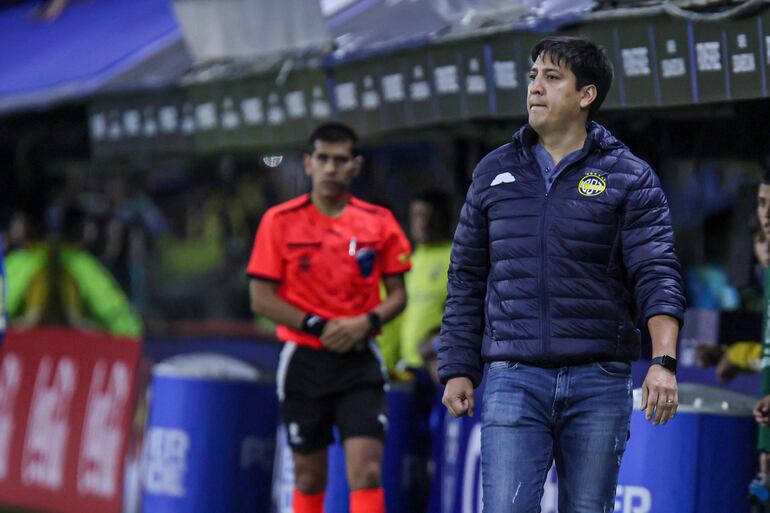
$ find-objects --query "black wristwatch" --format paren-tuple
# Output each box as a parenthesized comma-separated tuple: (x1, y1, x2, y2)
(650, 355, 677, 374)
(301, 313, 328, 337)
(367, 311, 382, 334)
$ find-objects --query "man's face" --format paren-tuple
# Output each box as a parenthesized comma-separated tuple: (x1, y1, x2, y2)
(304, 140, 360, 200)
(758, 183, 770, 237)
(409, 200, 432, 245)
(527, 53, 592, 134)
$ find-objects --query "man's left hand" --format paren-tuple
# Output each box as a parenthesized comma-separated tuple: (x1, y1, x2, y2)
(640, 364, 678, 425)
(321, 315, 371, 353)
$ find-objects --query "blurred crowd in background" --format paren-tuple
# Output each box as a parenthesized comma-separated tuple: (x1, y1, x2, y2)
(2, 107, 770, 383)
(0, 139, 463, 348)
(1, 148, 767, 345)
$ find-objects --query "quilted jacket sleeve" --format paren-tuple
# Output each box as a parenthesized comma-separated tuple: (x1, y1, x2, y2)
(621, 167, 686, 325)
(438, 173, 489, 387)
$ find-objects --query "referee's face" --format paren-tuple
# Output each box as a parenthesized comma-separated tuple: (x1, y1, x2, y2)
(305, 140, 361, 200)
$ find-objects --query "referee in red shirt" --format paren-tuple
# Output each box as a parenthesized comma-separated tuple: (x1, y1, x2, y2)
(247, 122, 411, 513)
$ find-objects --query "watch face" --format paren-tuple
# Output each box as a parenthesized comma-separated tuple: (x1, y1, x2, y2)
(658, 355, 677, 372)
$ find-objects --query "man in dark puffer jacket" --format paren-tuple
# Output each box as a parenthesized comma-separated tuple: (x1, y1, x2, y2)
(438, 36, 686, 512)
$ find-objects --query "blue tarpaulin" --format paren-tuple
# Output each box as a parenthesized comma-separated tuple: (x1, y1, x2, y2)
(0, 0, 184, 113)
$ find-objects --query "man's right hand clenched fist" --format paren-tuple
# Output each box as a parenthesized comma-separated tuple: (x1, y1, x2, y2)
(442, 376, 475, 417)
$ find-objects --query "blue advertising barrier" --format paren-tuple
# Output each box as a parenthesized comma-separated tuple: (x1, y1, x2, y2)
(141, 354, 277, 513)
(616, 384, 758, 513)
(438, 379, 758, 513)
(272, 379, 430, 513)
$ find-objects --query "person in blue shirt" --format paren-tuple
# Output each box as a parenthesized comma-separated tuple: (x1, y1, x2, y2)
(438, 36, 685, 512)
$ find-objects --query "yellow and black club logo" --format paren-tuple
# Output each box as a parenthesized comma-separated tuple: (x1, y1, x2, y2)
(578, 172, 607, 197)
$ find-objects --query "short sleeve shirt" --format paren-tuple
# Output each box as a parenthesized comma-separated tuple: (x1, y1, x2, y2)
(247, 194, 412, 349)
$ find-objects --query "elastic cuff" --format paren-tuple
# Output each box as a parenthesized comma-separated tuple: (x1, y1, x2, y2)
(644, 307, 684, 327)
(439, 372, 480, 388)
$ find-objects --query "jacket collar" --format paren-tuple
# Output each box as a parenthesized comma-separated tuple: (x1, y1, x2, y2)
(511, 121, 626, 156)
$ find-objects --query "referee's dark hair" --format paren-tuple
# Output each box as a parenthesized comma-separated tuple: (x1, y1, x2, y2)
(308, 122, 360, 155)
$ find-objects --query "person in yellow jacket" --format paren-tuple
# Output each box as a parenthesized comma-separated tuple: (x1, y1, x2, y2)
(377, 189, 454, 377)
(696, 342, 761, 382)
(5, 208, 142, 339)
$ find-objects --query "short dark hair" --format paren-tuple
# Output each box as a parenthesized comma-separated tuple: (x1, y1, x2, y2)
(412, 187, 454, 241)
(530, 36, 614, 118)
(307, 122, 359, 155)
(761, 164, 770, 185)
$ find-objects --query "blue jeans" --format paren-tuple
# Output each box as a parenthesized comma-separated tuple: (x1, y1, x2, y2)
(481, 361, 633, 513)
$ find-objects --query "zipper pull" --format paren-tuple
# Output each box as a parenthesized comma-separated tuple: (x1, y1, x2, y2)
(349, 237, 357, 256)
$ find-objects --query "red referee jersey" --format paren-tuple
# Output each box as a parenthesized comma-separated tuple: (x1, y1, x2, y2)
(247, 194, 412, 349)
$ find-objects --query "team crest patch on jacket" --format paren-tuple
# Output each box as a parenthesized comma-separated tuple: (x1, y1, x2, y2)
(578, 172, 607, 197)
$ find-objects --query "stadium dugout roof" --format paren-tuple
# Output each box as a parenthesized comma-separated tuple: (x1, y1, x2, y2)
(1, 0, 758, 158)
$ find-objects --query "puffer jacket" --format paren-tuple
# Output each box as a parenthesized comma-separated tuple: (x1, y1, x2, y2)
(438, 122, 686, 387)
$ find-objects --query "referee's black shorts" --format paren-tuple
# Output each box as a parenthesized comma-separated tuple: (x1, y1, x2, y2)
(276, 340, 389, 454)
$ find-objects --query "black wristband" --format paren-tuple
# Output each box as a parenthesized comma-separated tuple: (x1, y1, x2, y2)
(301, 313, 328, 337)
(367, 311, 382, 334)
(650, 355, 677, 374)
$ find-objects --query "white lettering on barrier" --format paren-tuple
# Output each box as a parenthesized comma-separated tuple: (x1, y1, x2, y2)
(241, 98, 263, 125)
(622, 47, 651, 77)
(435, 65, 460, 94)
(22, 356, 77, 490)
(661, 57, 686, 78)
(732, 53, 757, 74)
(195, 103, 217, 130)
(336, 83, 358, 111)
(615, 485, 652, 513)
(0, 354, 22, 480)
(90, 113, 107, 140)
(221, 97, 241, 129)
(77, 361, 131, 498)
(461, 423, 482, 513)
(311, 100, 331, 120)
(466, 75, 487, 95)
(441, 418, 460, 513)
(159, 106, 178, 133)
(382, 73, 405, 102)
(493, 61, 518, 89)
(122, 110, 141, 136)
(696, 41, 722, 72)
(271, 426, 295, 513)
(141, 427, 189, 497)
